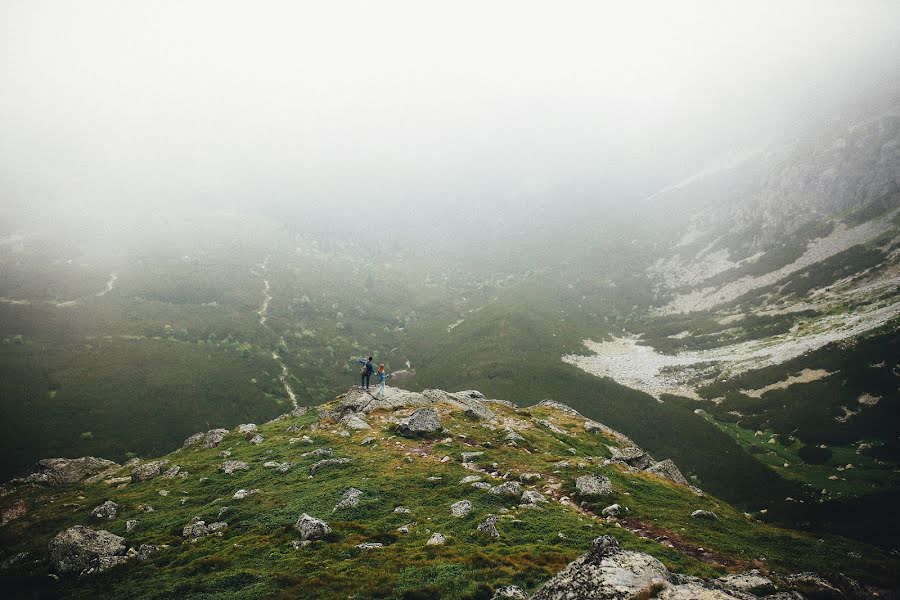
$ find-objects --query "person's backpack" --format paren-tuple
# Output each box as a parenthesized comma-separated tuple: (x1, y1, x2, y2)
(360, 365, 368, 377)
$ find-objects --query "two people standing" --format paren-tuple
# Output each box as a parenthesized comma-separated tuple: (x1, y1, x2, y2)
(357, 356, 390, 396)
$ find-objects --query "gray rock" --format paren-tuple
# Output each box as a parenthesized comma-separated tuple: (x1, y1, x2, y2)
(459, 475, 482, 484)
(183, 432, 205, 447)
(584, 420, 604, 433)
(48, 526, 126, 575)
(521, 490, 548, 504)
(130, 460, 168, 482)
(489, 481, 523, 497)
(476, 514, 500, 539)
(295, 513, 331, 541)
(135, 544, 159, 561)
(125, 519, 138, 532)
(450, 500, 473, 517)
(276, 462, 295, 473)
(426, 532, 446, 546)
(285, 425, 301, 434)
(360, 436, 377, 445)
(248, 434, 264, 445)
(537, 419, 566, 434)
(691, 509, 718, 520)
(645, 459, 690, 486)
(341, 413, 372, 431)
(301, 447, 333, 458)
(519, 472, 542, 482)
(334, 488, 363, 510)
(472, 481, 492, 490)
(90, 500, 118, 520)
(19, 457, 120, 487)
(162, 465, 182, 479)
(356, 542, 384, 550)
(397, 408, 442, 437)
(461, 451, 484, 462)
(575, 474, 612, 497)
(309, 458, 350, 476)
(609, 447, 653, 470)
(182, 517, 210, 539)
(492, 586, 527, 599)
(601, 504, 626, 517)
(504, 431, 526, 444)
(193, 428, 230, 449)
(219, 461, 250, 474)
(83, 555, 129, 574)
(393, 506, 411, 513)
(232, 489, 259, 500)
(718, 570, 776, 595)
(237, 423, 258, 434)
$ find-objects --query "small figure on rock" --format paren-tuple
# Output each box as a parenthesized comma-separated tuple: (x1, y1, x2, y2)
(375, 364, 391, 397)
(357, 356, 376, 390)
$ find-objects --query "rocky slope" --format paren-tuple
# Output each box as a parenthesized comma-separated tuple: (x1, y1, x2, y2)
(1, 386, 897, 599)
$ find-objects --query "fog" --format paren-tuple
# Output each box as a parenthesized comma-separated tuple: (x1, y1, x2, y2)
(1, 0, 899, 242)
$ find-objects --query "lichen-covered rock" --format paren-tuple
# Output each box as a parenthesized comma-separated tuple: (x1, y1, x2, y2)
(21, 457, 119, 486)
(601, 504, 626, 517)
(237, 423, 258, 434)
(460, 451, 484, 462)
(219, 461, 250, 474)
(309, 458, 350, 476)
(521, 490, 548, 504)
(609, 446, 653, 470)
(460, 475, 482, 484)
(575, 474, 612, 497)
(182, 517, 209, 539)
(492, 586, 527, 599)
(232, 489, 259, 500)
(130, 460, 168, 482)
(489, 481, 523, 497)
(476, 515, 500, 539)
(691, 509, 718, 520)
(341, 413, 372, 431)
(48, 526, 126, 575)
(334, 488, 362, 510)
(295, 513, 331, 541)
(248, 434, 264, 445)
(645, 459, 690, 486)
(90, 500, 118, 520)
(183, 428, 230, 449)
(397, 408, 442, 437)
(426, 532, 446, 546)
(125, 519, 138, 532)
(450, 500, 473, 517)
(301, 447, 333, 458)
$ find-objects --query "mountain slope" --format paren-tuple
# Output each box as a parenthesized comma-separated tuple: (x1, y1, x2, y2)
(1, 386, 896, 599)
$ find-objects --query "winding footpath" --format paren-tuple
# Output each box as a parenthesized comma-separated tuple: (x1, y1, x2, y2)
(252, 255, 299, 411)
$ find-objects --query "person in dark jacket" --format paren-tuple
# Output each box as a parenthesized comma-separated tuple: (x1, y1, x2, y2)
(358, 356, 375, 390)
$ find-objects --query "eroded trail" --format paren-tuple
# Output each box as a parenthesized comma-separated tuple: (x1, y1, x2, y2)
(252, 255, 299, 410)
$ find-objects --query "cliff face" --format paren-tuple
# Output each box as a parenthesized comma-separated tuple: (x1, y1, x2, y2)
(1, 386, 896, 598)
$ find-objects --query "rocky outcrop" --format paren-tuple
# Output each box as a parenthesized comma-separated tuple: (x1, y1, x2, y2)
(17, 457, 119, 486)
(645, 459, 703, 496)
(489, 481, 523, 497)
(48, 526, 126, 575)
(182, 517, 227, 539)
(334, 488, 362, 510)
(426, 532, 446, 546)
(532, 536, 742, 599)
(183, 428, 230, 450)
(130, 460, 168, 482)
(476, 515, 500, 539)
(450, 500, 473, 517)
(609, 447, 653, 470)
(219, 460, 250, 474)
(396, 408, 442, 437)
(309, 458, 350, 476)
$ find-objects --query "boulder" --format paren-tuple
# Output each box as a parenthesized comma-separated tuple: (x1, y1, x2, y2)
(450, 500, 473, 518)
(397, 408, 442, 437)
(334, 488, 362, 510)
(248, 434, 264, 445)
(200, 429, 230, 449)
(609, 447, 653, 470)
(601, 504, 626, 517)
(691, 510, 718, 520)
(584, 420, 604, 433)
(126, 519, 138, 532)
(426, 532, 446, 546)
(718, 570, 776, 596)
(182, 517, 209, 539)
(489, 481, 523, 497)
(472, 482, 492, 490)
(295, 513, 331, 541)
(237, 423, 258, 434)
(90, 500, 118, 520)
(461, 451, 484, 462)
(233, 489, 259, 500)
(521, 490, 548, 504)
(130, 460, 168, 482)
(575, 474, 612, 497)
(476, 515, 500, 539)
(48, 526, 126, 575)
(460, 475, 482, 484)
(301, 447, 333, 458)
(341, 413, 372, 431)
(645, 459, 690, 486)
(219, 461, 250, 474)
(492, 586, 527, 599)
(309, 458, 350, 476)
(21, 457, 119, 486)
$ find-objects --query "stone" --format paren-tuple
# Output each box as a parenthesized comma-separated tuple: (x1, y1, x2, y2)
(276, 462, 295, 473)
(90, 500, 118, 520)
(504, 431, 526, 444)
(489, 481, 523, 497)
(537, 419, 566, 434)
(263, 461, 281, 468)
(521, 490, 548, 504)
(48, 526, 126, 575)
(20, 457, 120, 486)
(219, 461, 250, 474)
(356, 542, 384, 550)
(189, 428, 229, 449)
(609, 447, 653, 470)
(162, 466, 182, 479)
(334, 488, 363, 510)
(182, 517, 209, 539)
(341, 413, 372, 430)
(476, 515, 500, 539)
(426, 532, 446, 546)
(182, 432, 205, 448)
(601, 504, 626, 517)
(450, 500, 473, 518)
(575, 474, 612, 497)
(309, 458, 350, 476)
(472, 482, 492, 490)
(520, 472, 542, 482)
(1, 500, 27, 525)
(361, 436, 377, 445)
(135, 544, 158, 561)
(130, 460, 168, 482)
(645, 459, 690, 486)
(584, 420, 604, 433)
(237, 423, 258, 434)
(126, 520, 138, 532)
(248, 434, 264, 445)
(295, 513, 331, 541)
(718, 570, 776, 595)
(232, 489, 259, 500)
(461, 451, 484, 462)
(459, 475, 482, 484)
(301, 447, 333, 458)
(691, 509, 718, 520)
(492, 586, 527, 599)
(393, 506, 411, 513)
(397, 408, 442, 437)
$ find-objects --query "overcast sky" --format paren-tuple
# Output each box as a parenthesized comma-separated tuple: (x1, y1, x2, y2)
(1, 0, 898, 234)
